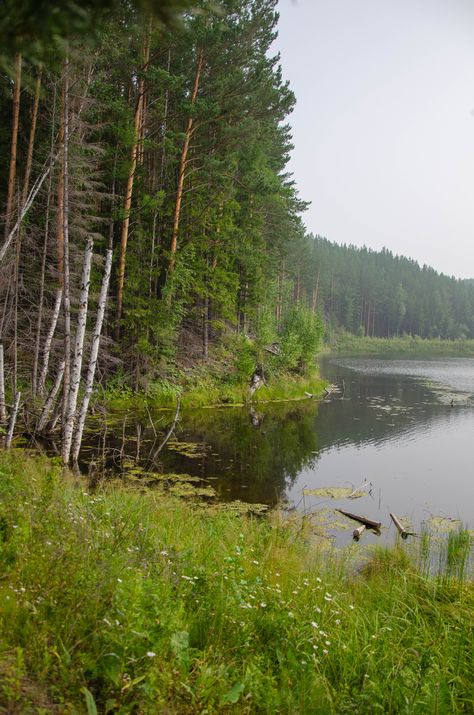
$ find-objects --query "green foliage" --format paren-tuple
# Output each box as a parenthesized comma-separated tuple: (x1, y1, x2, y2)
(306, 235, 474, 340)
(0, 450, 473, 713)
(278, 303, 324, 373)
(0, 0, 196, 66)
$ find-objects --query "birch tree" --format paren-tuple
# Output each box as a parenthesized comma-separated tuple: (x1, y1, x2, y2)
(62, 236, 93, 463)
(71, 247, 113, 462)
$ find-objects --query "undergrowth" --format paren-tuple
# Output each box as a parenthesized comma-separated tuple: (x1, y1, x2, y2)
(0, 451, 473, 713)
(101, 366, 326, 411)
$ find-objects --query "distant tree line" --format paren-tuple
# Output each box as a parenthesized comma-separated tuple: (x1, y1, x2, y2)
(284, 235, 474, 340)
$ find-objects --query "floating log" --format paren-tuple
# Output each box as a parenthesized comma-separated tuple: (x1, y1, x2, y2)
(352, 524, 366, 541)
(390, 513, 411, 539)
(336, 508, 382, 530)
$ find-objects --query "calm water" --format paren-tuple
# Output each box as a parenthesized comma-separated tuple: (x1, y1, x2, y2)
(80, 356, 474, 541)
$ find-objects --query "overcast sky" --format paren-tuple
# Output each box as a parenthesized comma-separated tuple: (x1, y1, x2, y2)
(274, 0, 474, 279)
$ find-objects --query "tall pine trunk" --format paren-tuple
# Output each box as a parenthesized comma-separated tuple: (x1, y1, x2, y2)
(4, 53, 22, 238)
(166, 48, 204, 283)
(22, 71, 42, 207)
(115, 25, 151, 335)
(311, 269, 320, 314)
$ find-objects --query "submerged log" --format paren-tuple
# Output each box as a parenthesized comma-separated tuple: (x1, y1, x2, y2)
(336, 508, 382, 531)
(390, 513, 412, 539)
(352, 524, 366, 540)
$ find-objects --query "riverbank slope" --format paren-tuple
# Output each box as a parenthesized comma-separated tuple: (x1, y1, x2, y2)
(0, 451, 472, 713)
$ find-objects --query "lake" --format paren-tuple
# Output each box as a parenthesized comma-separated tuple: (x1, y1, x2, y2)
(80, 356, 474, 543)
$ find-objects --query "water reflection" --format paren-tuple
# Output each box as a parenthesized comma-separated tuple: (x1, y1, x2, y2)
(78, 357, 474, 533)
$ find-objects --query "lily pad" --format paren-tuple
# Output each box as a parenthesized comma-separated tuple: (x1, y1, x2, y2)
(310, 507, 351, 533)
(425, 515, 462, 533)
(215, 500, 269, 516)
(145, 472, 203, 483)
(303, 487, 368, 500)
(167, 483, 216, 499)
(167, 441, 208, 458)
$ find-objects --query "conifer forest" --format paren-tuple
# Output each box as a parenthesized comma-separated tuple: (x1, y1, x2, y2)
(2, 0, 474, 461)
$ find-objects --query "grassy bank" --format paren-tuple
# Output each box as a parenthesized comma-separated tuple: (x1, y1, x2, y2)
(102, 368, 327, 412)
(0, 451, 473, 713)
(328, 333, 474, 357)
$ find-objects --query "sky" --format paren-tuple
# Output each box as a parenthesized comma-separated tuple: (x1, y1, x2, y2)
(273, 0, 474, 279)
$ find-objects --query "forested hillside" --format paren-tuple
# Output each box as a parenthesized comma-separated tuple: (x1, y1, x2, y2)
(0, 0, 323, 461)
(289, 234, 474, 340)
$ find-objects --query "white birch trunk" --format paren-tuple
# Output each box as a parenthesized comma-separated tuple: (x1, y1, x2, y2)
(5, 391, 21, 448)
(62, 236, 93, 463)
(0, 344, 7, 424)
(37, 360, 65, 433)
(38, 288, 63, 396)
(71, 247, 112, 463)
(61, 57, 72, 436)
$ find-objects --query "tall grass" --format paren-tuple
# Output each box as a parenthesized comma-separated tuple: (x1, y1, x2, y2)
(0, 451, 473, 713)
(102, 368, 327, 411)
